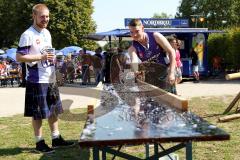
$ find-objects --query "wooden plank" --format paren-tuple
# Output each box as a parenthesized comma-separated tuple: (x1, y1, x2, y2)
(223, 92, 240, 114)
(225, 72, 240, 80)
(137, 81, 188, 111)
(218, 113, 240, 122)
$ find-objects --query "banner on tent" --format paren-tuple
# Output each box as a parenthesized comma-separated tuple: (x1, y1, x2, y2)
(124, 18, 189, 28)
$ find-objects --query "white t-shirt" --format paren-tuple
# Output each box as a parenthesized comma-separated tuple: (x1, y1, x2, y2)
(17, 26, 56, 83)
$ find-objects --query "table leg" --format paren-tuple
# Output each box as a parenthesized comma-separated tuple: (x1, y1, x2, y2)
(93, 147, 100, 160)
(186, 141, 192, 160)
(145, 144, 149, 158)
(154, 143, 158, 160)
(102, 148, 106, 160)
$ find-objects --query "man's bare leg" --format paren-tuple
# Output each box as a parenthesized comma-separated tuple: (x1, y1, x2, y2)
(32, 118, 43, 140)
(48, 115, 59, 139)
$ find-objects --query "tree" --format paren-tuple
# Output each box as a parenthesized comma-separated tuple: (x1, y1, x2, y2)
(0, 0, 32, 48)
(0, 0, 97, 50)
(46, 0, 97, 49)
(153, 12, 173, 19)
(230, 0, 240, 26)
(176, 0, 240, 29)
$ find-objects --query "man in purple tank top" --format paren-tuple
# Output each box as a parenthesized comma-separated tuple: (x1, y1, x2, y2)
(127, 19, 176, 93)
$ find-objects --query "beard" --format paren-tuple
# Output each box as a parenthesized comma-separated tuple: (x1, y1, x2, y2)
(36, 21, 48, 29)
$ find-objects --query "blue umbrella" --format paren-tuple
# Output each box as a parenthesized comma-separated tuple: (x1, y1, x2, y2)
(59, 46, 82, 56)
(56, 52, 63, 56)
(6, 48, 17, 61)
(0, 54, 7, 59)
(0, 49, 5, 54)
(86, 50, 95, 55)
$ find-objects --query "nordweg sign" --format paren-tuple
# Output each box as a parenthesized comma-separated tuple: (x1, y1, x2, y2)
(124, 18, 189, 28)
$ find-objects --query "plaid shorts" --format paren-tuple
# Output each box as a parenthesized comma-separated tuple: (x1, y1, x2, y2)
(24, 82, 63, 120)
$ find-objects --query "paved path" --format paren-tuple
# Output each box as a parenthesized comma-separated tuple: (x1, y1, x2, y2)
(177, 79, 240, 98)
(0, 79, 239, 117)
(0, 84, 100, 117)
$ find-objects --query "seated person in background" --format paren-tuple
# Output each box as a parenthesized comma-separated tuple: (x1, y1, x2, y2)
(0, 60, 7, 86)
(0, 60, 7, 77)
(0, 60, 8, 86)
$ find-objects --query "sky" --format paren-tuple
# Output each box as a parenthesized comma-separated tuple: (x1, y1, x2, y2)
(92, 0, 181, 32)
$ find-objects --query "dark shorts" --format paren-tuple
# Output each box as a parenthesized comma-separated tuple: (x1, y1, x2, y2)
(24, 82, 63, 120)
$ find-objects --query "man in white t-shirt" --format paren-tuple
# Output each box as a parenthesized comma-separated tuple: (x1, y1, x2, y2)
(16, 4, 74, 154)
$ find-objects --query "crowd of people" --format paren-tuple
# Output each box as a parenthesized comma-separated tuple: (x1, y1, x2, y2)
(0, 41, 200, 88)
(54, 46, 131, 86)
(0, 59, 22, 87)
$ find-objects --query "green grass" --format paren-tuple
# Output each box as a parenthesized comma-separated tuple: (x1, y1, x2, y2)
(0, 95, 239, 160)
(0, 109, 88, 160)
(187, 95, 240, 160)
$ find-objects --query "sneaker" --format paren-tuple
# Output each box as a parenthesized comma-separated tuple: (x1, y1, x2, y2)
(35, 140, 55, 154)
(52, 135, 75, 148)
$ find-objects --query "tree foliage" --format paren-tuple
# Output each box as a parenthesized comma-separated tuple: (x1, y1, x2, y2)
(208, 27, 240, 70)
(46, 0, 97, 49)
(152, 12, 173, 18)
(103, 40, 131, 52)
(0, 0, 97, 50)
(176, 0, 240, 29)
(0, 0, 33, 48)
